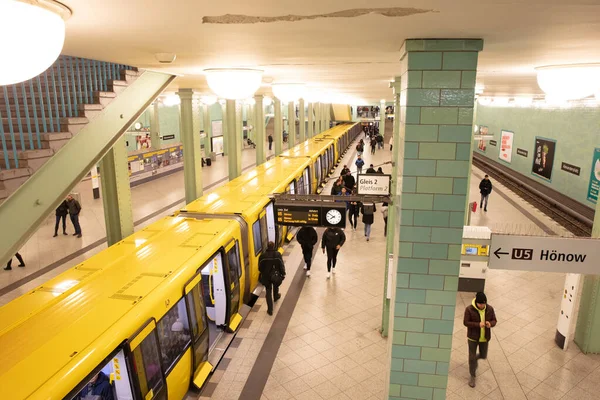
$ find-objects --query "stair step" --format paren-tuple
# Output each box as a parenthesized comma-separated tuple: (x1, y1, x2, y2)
(0, 167, 31, 193)
(0, 149, 54, 170)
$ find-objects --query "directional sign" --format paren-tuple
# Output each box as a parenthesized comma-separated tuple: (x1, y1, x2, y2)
(489, 234, 600, 275)
(357, 174, 391, 195)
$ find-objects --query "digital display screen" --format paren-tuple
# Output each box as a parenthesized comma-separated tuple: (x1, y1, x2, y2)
(465, 247, 478, 255)
(276, 205, 321, 226)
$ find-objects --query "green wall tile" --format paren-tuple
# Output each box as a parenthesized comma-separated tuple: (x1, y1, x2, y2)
(439, 335, 453, 349)
(396, 288, 426, 304)
(418, 374, 448, 389)
(399, 242, 413, 257)
(400, 226, 432, 243)
(397, 274, 410, 289)
(413, 243, 448, 259)
(433, 194, 466, 211)
(438, 125, 472, 143)
(392, 345, 422, 359)
(403, 176, 417, 193)
(405, 142, 419, 158)
(421, 348, 451, 362)
(443, 52, 478, 70)
(413, 211, 450, 227)
(442, 305, 455, 320)
(448, 244, 461, 260)
(402, 193, 434, 210)
(420, 107, 458, 125)
(425, 290, 457, 306)
(429, 260, 460, 275)
(395, 302, 408, 317)
(404, 160, 437, 177)
(406, 89, 441, 107)
(405, 125, 439, 142)
(453, 178, 469, 195)
(461, 71, 477, 88)
(449, 211, 465, 227)
(440, 89, 475, 107)
(417, 177, 454, 194)
(408, 52, 443, 70)
(406, 107, 422, 124)
(455, 143, 472, 160)
(395, 317, 424, 332)
(393, 331, 406, 345)
(407, 71, 423, 88)
(431, 227, 463, 244)
(401, 385, 433, 400)
(433, 388, 447, 400)
(404, 359, 437, 374)
(444, 276, 459, 291)
(401, 210, 414, 225)
(424, 319, 455, 334)
(436, 161, 470, 177)
(422, 71, 461, 89)
(390, 384, 402, 396)
(391, 371, 419, 386)
(409, 274, 445, 290)
(408, 304, 442, 320)
(419, 143, 457, 160)
(398, 258, 429, 273)
(458, 107, 474, 125)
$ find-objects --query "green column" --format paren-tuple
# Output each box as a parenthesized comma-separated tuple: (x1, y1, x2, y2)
(379, 100, 386, 141)
(221, 101, 228, 156)
(226, 99, 241, 179)
(325, 103, 331, 130)
(149, 101, 160, 150)
(288, 101, 296, 147)
(387, 39, 483, 400)
(314, 102, 320, 134)
(307, 102, 314, 138)
(575, 204, 600, 353)
(274, 98, 283, 155)
(178, 89, 203, 203)
(298, 98, 306, 142)
(254, 95, 266, 165)
(319, 103, 325, 133)
(202, 103, 212, 155)
(100, 136, 133, 246)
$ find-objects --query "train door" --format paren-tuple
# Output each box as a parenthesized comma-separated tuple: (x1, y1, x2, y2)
(303, 167, 311, 194)
(128, 320, 167, 400)
(288, 181, 295, 194)
(184, 274, 211, 388)
(265, 203, 277, 243)
(225, 240, 242, 322)
(298, 173, 306, 195)
(199, 253, 228, 349)
(315, 158, 322, 186)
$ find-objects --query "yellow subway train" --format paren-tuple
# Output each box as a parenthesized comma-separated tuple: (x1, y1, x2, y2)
(0, 122, 361, 400)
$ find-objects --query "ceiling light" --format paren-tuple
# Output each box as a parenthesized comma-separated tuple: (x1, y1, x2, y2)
(492, 97, 510, 106)
(263, 96, 273, 106)
(272, 83, 306, 103)
(162, 94, 181, 107)
(200, 95, 217, 105)
(244, 98, 256, 106)
(514, 97, 533, 107)
(0, 0, 70, 85)
(545, 95, 569, 107)
(478, 97, 492, 106)
(536, 64, 600, 101)
(473, 125, 479, 133)
(204, 68, 264, 100)
(475, 85, 485, 94)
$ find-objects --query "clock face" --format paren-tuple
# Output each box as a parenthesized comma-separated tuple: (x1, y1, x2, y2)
(325, 209, 342, 225)
(134, 122, 142, 130)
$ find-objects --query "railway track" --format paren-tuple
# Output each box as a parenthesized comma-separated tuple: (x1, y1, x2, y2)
(473, 157, 592, 237)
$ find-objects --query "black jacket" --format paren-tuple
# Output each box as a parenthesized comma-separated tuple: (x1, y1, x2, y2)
(321, 228, 346, 250)
(258, 250, 286, 285)
(268, 135, 273, 143)
(343, 174, 355, 190)
(479, 179, 493, 196)
(361, 203, 376, 224)
(366, 167, 376, 174)
(56, 200, 69, 216)
(341, 167, 350, 176)
(348, 201, 360, 215)
(331, 182, 342, 195)
(297, 226, 318, 250)
(76, 371, 114, 400)
(464, 300, 497, 342)
(67, 199, 81, 215)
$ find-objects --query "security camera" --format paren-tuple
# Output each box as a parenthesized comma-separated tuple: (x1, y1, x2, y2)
(155, 53, 177, 64)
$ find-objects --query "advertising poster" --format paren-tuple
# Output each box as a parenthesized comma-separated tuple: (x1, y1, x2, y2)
(499, 130, 514, 163)
(587, 148, 600, 203)
(477, 126, 488, 152)
(212, 135, 224, 155)
(211, 120, 223, 137)
(532, 137, 556, 181)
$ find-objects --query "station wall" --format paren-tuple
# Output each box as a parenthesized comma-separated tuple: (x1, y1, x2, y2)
(474, 104, 600, 208)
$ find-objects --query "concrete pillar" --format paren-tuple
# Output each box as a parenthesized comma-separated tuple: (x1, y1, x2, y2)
(149, 101, 160, 150)
(380, 100, 387, 141)
(178, 88, 203, 203)
(274, 98, 283, 155)
(226, 99, 241, 179)
(288, 101, 296, 147)
(202, 103, 212, 155)
(298, 98, 306, 142)
(254, 95, 266, 165)
(386, 39, 483, 400)
(100, 136, 133, 246)
(307, 102, 314, 138)
(221, 101, 228, 156)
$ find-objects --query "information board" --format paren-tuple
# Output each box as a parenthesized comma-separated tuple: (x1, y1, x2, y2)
(356, 174, 391, 195)
(276, 204, 321, 226)
(274, 201, 346, 228)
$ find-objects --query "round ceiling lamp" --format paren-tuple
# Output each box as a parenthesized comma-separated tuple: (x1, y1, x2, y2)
(513, 97, 533, 107)
(162, 94, 181, 107)
(0, 0, 71, 85)
(536, 64, 600, 101)
(263, 96, 273, 106)
(272, 83, 306, 103)
(200, 95, 217, 105)
(204, 68, 264, 100)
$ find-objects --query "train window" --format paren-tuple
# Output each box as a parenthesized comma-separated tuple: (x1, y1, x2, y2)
(252, 220, 262, 256)
(132, 330, 164, 399)
(185, 281, 209, 371)
(315, 158, 322, 184)
(297, 175, 305, 195)
(259, 214, 268, 250)
(157, 298, 192, 373)
(303, 167, 311, 193)
(227, 241, 242, 279)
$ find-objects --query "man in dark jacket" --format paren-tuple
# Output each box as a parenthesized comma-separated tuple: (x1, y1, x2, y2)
(361, 202, 376, 241)
(341, 165, 350, 176)
(268, 134, 273, 150)
(331, 176, 344, 195)
(297, 226, 318, 277)
(54, 200, 69, 237)
(258, 241, 286, 315)
(479, 175, 493, 212)
(366, 164, 377, 174)
(78, 371, 114, 400)
(66, 195, 82, 238)
(321, 227, 345, 279)
(343, 170, 355, 191)
(464, 292, 497, 388)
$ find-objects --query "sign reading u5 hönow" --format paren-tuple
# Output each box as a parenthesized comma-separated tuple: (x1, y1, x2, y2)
(489, 234, 600, 274)
(356, 174, 391, 195)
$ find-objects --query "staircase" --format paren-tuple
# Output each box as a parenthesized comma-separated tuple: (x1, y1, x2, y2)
(0, 56, 139, 204)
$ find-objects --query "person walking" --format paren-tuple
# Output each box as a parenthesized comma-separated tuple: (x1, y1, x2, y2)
(479, 175, 493, 212)
(258, 241, 286, 315)
(377, 134, 384, 149)
(366, 164, 377, 174)
(464, 292, 497, 388)
(321, 227, 345, 279)
(348, 199, 360, 231)
(389, 136, 393, 152)
(4, 252, 25, 271)
(341, 165, 350, 176)
(361, 202, 376, 241)
(370, 137, 377, 155)
(381, 202, 389, 237)
(356, 142, 364, 156)
(355, 156, 365, 174)
(376, 167, 384, 174)
(297, 226, 318, 277)
(343, 170, 355, 192)
(66, 195, 83, 238)
(268, 134, 273, 150)
(331, 176, 344, 195)
(53, 199, 69, 237)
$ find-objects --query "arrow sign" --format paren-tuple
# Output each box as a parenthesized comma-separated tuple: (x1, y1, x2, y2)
(494, 248, 509, 259)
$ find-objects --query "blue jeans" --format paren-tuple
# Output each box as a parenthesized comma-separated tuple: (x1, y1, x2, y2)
(364, 223, 372, 238)
(70, 213, 82, 235)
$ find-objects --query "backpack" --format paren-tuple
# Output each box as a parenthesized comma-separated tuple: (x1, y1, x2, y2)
(270, 267, 284, 286)
(363, 204, 375, 215)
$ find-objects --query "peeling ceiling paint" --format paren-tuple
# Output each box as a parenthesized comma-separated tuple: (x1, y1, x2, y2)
(202, 7, 436, 24)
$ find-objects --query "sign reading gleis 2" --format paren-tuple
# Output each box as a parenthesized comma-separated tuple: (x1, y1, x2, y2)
(356, 174, 391, 195)
(489, 234, 600, 274)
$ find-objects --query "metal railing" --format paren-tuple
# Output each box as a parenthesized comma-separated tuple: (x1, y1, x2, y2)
(0, 56, 136, 170)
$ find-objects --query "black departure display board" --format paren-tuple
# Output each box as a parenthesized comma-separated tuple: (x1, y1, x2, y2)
(276, 205, 321, 225)
(274, 201, 346, 228)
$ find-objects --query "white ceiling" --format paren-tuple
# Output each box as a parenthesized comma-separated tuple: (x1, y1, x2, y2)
(61, 0, 600, 103)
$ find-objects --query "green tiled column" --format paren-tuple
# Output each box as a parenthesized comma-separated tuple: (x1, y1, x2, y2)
(387, 39, 483, 400)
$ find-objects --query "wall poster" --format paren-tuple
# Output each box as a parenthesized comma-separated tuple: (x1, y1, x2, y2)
(211, 120, 223, 137)
(211, 135, 224, 155)
(532, 137, 556, 181)
(499, 130, 514, 163)
(477, 126, 488, 152)
(587, 148, 600, 204)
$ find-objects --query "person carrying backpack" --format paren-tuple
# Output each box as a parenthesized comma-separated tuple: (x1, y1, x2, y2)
(356, 142, 364, 156)
(258, 241, 286, 315)
(361, 202, 377, 241)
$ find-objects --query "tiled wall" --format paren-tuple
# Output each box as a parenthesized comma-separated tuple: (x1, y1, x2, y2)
(389, 39, 482, 400)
